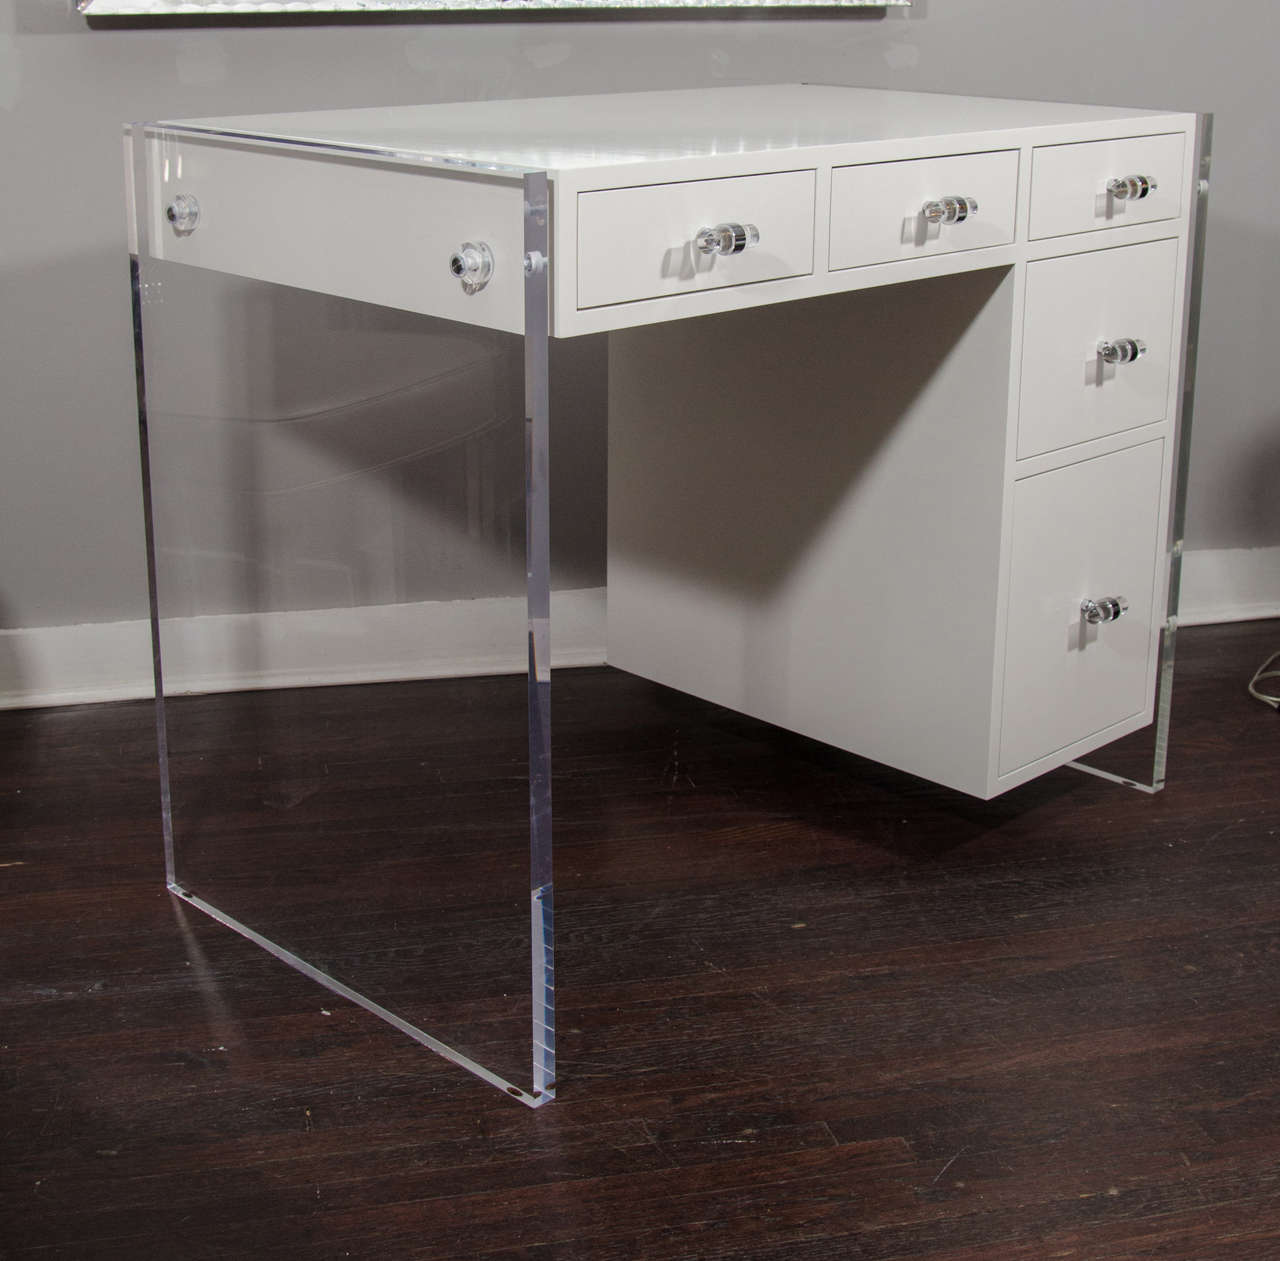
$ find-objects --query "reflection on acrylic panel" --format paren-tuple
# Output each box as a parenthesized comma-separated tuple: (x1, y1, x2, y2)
(140, 264, 552, 1097)
(144, 267, 527, 620)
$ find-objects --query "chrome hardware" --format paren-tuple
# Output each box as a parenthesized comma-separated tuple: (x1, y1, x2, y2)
(448, 241, 494, 295)
(523, 250, 547, 276)
(1097, 338, 1147, 366)
(1107, 174, 1158, 201)
(695, 222, 760, 256)
(921, 195, 978, 225)
(1082, 596, 1129, 625)
(165, 193, 200, 235)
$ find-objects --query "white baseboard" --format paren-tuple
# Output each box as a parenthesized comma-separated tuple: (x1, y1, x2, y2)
(0, 588, 607, 711)
(3, 551, 1275, 712)
(1178, 547, 1280, 627)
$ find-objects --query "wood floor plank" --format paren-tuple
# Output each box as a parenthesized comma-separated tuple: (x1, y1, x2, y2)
(3, 619, 1279, 1259)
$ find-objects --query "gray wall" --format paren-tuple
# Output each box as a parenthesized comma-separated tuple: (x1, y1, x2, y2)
(2, 0, 1276, 629)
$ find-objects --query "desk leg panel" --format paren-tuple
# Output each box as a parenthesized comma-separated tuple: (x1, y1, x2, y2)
(130, 138, 556, 1105)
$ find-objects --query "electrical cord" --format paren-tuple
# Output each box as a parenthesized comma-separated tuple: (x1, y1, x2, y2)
(1248, 650, 1280, 710)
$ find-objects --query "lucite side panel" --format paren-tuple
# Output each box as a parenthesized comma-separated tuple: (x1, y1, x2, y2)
(522, 171, 555, 1101)
(130, 134, 561, 1104)
(1068, 114, 1212, 795)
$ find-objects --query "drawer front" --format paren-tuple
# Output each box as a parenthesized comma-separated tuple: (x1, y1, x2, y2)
(145, 136, 525, 333)
(1018, 239, 1180, 460)
(828, 150, 1018, 271)
(576, 171, 815, 309)
(999, 441, 1164, 776)
(1030, 133, 1185, 240)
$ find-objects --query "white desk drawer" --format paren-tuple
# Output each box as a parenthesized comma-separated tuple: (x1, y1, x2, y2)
(1018, 238, 1179, 459)
(1000, 440, 1164, 777)
(576, 171, 815, 310)
(828, 150, 1018, 271)
(1030, 133, 1185, 240)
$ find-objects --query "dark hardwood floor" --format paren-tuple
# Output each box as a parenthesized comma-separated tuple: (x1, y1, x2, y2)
(3, 619, 1279, 1259)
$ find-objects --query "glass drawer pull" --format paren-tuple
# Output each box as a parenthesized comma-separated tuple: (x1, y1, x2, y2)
(1098, 338, 1147, 365)
(1107, 174, 1158, 201)
(1082, 596, 1128, 625)
(921, 195, 978, 225)
(695, 222, 760, 256)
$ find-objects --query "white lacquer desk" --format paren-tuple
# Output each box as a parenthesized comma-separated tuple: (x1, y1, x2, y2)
(127, 85, 1209, 1104)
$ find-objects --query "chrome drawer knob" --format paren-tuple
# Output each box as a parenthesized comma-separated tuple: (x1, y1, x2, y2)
(448, 241, 494, 295)
(921, 195, 978, 226)
(695, 222, 760, 256)
(165, 193, 200, 235)
(1082, 596, 1129, 625)
(1107, 174, 1158, 201)
(1097, 338, 1147, 365)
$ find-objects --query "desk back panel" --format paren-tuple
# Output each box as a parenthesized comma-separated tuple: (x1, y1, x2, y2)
(608, 270, 1014, 799)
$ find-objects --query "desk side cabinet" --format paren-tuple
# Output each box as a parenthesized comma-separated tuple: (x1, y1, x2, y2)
(601, 112, 1206, 800)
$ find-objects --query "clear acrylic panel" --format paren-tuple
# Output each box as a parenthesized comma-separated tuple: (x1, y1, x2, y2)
(1068, 113, 1212, 796)
(130, 133, 559, 1104)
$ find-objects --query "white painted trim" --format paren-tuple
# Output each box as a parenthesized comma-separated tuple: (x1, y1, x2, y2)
(0, 619, 155, 710)
(0, 588, 606, 711)
(4, 554, 1274, 712)
(1178, 547, 1280, 627)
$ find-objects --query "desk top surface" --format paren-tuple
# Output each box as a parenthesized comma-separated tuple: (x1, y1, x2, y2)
(162, 83, 1177, 175)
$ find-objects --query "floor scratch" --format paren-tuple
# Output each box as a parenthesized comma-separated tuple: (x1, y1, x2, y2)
(932, 1148, 967, 1185)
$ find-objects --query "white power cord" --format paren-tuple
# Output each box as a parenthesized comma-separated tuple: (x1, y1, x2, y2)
(1248, 650, 1280, 710)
